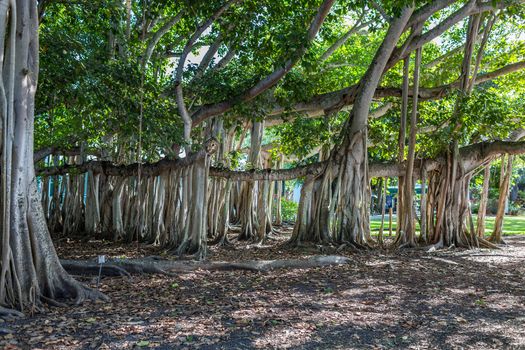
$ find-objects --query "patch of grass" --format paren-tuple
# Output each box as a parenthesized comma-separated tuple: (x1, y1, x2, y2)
(369, 215, 525, 236)
(476, 216, 525, 236)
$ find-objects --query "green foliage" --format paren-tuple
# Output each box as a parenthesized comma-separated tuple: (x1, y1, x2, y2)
(34, 0, 525, 173)
(280, 199, 299, 222)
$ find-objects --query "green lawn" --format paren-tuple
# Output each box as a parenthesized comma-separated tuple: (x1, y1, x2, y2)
(370, 215, 525, 236)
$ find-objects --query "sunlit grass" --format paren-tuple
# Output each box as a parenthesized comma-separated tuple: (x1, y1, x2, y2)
(369, 215, 525, 236)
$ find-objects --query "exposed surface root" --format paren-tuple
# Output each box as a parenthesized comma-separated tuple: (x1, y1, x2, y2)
(0, 306, 24, 318)
(61, 255, 351, 275)
(478, 237, 502, 249)
(61, 260, 132, 277)
(61, 259, 168, 277)
(200, 255, 350, 272)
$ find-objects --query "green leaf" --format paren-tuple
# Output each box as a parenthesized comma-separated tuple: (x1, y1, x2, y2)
(137, 340, 150, 347)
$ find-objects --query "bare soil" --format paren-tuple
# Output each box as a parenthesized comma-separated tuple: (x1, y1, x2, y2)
(2, 230, 525, 349)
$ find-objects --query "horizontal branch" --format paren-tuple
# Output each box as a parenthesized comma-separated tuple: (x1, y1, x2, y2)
(210, 161, 329, 181)
(265, 101, 393, 127)
(36, 141, 525, 181)
(213, 140, 525, 180)
(268, 60, 525, 118)
(37, 154, 201, 177)
(33, 146, 102, 163)
(37, 139, 219, 177)
(461, 140, 525, 173)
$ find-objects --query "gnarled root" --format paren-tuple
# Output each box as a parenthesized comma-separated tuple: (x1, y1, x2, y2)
(61, 260, 132, 278)
(0, 306, 24, 318)
(478, 237, 501, 249)
(61, 255, 350, 275)
(61, 259, 169, 277)
(47, 272, 110, 306)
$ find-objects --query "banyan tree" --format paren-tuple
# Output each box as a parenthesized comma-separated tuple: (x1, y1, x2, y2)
(1, 0, 525, 314)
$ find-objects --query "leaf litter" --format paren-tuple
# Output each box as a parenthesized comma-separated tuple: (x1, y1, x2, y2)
(1, 231, 525, 349)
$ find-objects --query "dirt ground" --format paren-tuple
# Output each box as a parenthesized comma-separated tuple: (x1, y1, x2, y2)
(2, 230, 525, 349)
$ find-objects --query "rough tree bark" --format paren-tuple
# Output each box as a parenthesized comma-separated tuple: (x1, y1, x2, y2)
(476, 163, 491, 237)
(396, 56, 410, 237)
(0, 0, 105, 314)
(290, 7, 414, 248)
(430, 14, 482, 249)
(398, 45, 422, 248)
(238, 121, 263, 241)
(490, 155, 513, 244)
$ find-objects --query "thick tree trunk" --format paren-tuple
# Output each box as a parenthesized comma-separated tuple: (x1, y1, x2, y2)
(288, 170, 333, 246)
(0, 0, 105, 312)
(176, 157, 210, 259)
(290, 7, 413, 248)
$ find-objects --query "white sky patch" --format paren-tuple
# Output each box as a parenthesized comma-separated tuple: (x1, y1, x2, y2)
(187, 46, 209, 65)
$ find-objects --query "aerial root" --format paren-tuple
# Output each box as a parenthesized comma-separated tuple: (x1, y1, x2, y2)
(48, 277, 110, 306)
(398, 241, 418, 249)
(73, 283, 109, 304)
(40, 295, 68, 308)
(209, 234, 232, 246)
(340, 240, 370, 251)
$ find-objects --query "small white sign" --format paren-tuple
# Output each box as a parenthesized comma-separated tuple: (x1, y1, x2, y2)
(98, 255, 106, 264)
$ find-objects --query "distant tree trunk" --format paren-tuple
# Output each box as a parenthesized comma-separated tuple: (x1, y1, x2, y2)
(0, 0, 104, 313)
(378, 178, 387, 247)
(273, 156, 283, 226)
(419, 166, 427, 243)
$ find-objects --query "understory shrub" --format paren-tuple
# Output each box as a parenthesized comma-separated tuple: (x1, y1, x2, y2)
(281, 199, 299, 223)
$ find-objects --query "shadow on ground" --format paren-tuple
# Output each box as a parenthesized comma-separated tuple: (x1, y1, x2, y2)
(3, 236, 525, 349)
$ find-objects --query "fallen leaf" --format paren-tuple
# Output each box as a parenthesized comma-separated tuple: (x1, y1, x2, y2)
(136, 340, 150, 347)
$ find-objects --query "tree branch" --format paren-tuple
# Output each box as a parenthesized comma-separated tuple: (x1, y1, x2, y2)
(190, 0, 336, 126)
(143, 11, 184, 66)
(35, 140, 525, 181)
(175, 0, 238, 144)
(267, 60, 525, 118)
(320, 17, 370, 62)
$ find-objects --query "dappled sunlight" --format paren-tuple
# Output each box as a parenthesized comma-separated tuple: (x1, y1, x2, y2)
(6, 237, 525, 348)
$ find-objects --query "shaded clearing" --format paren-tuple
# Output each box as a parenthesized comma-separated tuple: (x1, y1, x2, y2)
(1, 234, 525, 349)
